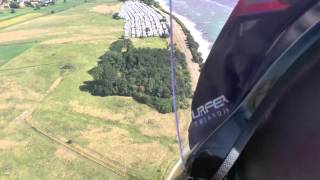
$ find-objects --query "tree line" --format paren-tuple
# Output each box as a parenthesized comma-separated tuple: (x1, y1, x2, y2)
(156, 6, 204, 68)
(81, 39, 192, 113)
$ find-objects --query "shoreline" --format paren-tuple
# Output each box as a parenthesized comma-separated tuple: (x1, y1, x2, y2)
(156, 0, 212, 61)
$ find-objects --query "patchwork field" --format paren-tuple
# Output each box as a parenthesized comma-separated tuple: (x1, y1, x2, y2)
(0, 0, 190, 179)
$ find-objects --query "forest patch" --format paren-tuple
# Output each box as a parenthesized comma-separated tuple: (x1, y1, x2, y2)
(80, 39, 192, 113)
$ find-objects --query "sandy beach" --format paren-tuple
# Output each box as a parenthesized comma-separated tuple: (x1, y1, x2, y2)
(156, 0, 213, 61)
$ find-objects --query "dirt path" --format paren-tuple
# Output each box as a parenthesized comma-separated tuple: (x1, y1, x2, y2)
(45, 76, 63, 96)
(9, 76, 141, 178)
(159, 11, 200, 91)
(10, 76, 63, 126)
(24, 119, 128, 178)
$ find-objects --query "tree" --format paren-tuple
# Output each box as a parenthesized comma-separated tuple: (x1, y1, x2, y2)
(112, 13, 120, 20)
(9, 1, 19, 8)
(84, 39, 192, 113)
(118, 79, 128, 95)
(34, 4, 40, 10)
(99, 63, 117, 95)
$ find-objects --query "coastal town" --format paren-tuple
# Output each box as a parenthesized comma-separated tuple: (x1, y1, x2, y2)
(118, 1, 169, 38)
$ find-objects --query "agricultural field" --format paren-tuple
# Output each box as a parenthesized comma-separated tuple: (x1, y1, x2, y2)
(0, 0, 190, 179)
(0, 0, 87, 22)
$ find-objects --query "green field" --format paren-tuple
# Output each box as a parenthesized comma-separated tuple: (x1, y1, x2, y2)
(0, 42, 35, 66)
(131, 37, 168, 49)
(0, 0, 88, 21)
(0, 0, 189, 179)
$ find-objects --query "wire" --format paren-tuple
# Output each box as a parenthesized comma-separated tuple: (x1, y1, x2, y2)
(169, 0, 185, 167)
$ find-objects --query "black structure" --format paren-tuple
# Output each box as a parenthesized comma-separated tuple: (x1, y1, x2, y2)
(171, 0, 320, 179)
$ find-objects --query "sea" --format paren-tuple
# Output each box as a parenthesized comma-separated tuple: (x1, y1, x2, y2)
(156, 0, 238, 60)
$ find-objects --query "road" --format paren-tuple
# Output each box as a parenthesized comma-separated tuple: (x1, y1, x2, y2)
(159, 10, 200, 91)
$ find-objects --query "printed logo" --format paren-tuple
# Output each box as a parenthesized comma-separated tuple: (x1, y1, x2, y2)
(192, 95, 231, 128)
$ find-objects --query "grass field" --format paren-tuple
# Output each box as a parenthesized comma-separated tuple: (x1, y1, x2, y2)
(0, 0, 89, 22)
(131, 37, 168, 49)
(0, 42, 35, 66)
(0, 0, 189, 179)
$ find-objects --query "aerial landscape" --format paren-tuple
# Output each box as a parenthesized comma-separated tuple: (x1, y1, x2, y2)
(0, 0, 202, 179)
(3, 1, 316, 180)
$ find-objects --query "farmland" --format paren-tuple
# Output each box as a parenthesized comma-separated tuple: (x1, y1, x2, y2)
(0, 0, 190, 179)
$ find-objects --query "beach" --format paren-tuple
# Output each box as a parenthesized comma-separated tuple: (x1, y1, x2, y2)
(156, 0, 235, 61)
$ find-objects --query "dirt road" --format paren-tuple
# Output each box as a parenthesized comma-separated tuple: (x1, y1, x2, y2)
(159, 11, 200, 91)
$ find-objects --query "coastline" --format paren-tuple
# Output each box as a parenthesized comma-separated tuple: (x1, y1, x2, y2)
(156, 0, 212, 61)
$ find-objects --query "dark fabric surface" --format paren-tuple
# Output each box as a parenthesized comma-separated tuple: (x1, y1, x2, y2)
(189, 0, 317, 148)
(237, 44, 320, 180)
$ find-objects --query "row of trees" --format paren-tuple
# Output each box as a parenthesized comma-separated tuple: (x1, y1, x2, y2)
(82, 39, 192, 113)
(170, 14, 204, 67)
(156, 6, 204, 68)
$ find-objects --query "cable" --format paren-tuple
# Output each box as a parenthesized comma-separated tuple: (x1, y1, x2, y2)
(169, 0, 185, 167)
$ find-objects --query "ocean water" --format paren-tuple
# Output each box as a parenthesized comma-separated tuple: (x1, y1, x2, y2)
(156, 0, 237, 60)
